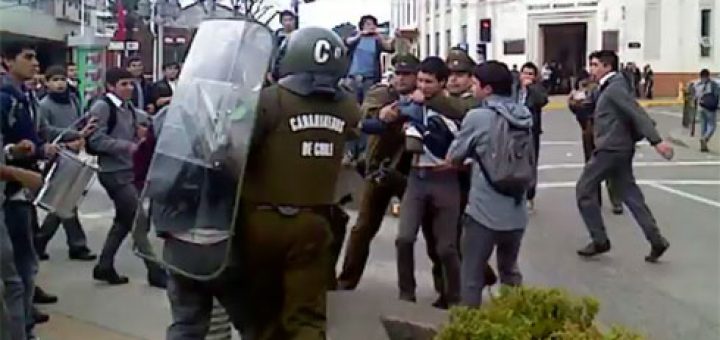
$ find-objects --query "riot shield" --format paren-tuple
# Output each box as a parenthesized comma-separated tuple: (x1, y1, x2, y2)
(132, 18, 274, 280)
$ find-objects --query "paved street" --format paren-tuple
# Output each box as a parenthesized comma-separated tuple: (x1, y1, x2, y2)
(35, 106, 720, 340)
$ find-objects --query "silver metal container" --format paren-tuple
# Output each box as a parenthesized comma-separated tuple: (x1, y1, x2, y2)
(34, 150, 97, 219)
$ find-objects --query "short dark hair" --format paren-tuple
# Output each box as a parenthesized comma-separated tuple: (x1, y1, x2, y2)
(359, 15, 378, 29)
(106, 67, 134, 87)
(1, 41, 36, 61)
(279, 10, 296, 22)
(126, 56, 143, 66)
(45, 65, 66, 79)
(66, 62, 76, 67)
(700, 69, 711, 78)
(521, 62, 539, 75)
(473, 61, 513, 96)
(419, 57, 450, 83)
(162, 62, 179, 70)
(588, 50, 619, 71)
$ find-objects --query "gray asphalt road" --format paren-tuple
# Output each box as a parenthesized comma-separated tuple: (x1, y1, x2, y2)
(35, 106, 720, 340)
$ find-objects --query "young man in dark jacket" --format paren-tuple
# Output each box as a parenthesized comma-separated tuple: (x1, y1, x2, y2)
(515, 62, 548, 210)
(34, 65, 96, 261)
(0, 41, 61, 339)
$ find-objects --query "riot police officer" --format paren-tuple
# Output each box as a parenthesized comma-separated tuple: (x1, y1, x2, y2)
(237, 27, 361, 340)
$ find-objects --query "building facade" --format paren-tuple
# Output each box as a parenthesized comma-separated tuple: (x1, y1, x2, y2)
(0, 0, 114, 68)
(392, 0, 720, 97)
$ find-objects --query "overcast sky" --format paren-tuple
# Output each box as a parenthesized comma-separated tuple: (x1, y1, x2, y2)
(269, 0, 391, 29)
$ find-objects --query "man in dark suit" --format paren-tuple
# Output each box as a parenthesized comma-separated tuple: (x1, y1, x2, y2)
(149, 62, 179, 112)
(575, 50, 673, 262)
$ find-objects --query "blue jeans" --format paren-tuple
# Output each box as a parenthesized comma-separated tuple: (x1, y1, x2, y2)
(4, 201, 37, 338)
(1, 213, 26, 340)
(700, 108, 717, 141)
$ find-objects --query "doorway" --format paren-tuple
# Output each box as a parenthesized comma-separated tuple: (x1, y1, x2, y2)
(540, 23, 587, 94)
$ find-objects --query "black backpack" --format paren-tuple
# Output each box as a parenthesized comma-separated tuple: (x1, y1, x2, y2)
(475, 107, 536, 203)
(699, 81, 720, 112)
(85, 95, 134, 156)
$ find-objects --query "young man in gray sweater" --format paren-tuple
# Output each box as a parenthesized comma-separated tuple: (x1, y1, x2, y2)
(87, 68, 166, 288)
(446, 61, 532, 307)
(35, 65, 96, 261)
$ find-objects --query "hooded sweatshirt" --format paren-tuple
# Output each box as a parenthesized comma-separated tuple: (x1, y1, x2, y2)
(448, 95, 533, 231)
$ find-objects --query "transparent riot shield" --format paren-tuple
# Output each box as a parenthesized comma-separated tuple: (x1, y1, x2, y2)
(132, 18, 274, 280)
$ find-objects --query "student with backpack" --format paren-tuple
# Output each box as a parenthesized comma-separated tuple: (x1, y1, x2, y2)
(446, 61, 535, 307)
(694, 69, 719, 152)
(86, 68, 167, 288)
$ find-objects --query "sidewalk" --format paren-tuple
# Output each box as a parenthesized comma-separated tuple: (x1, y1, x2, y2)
(37, 312, 142, 340)
(545, 95, 681, 111)
(667, 126, 720, 155)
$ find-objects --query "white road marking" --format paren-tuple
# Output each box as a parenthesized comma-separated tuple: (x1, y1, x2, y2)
(539, 160, 720, 171)
(542, 140, 651, 146)
(537, 180, 720, 189)
(651, 110, 682, 118)
(646, 183, 720, 208)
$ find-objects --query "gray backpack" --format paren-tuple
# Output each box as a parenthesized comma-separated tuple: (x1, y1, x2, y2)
(475, 108, 536, 203)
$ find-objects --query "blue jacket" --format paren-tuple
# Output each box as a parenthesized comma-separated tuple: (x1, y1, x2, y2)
(0, 75, 46, 196)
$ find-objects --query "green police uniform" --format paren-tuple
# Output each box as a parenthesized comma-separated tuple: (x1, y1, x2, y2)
(238, 27, 361, 340)
(338, 54, 465, 290)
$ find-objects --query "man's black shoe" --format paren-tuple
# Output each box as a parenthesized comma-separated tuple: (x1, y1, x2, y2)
(93, 266, 129, 285)
(577, 241, 611, 257)
(399, 292, 417, 303)
(33, 286, 58, 304)
(612, 205, 624, 215)
(69, 247, 97, 261)
(431, 296, 448, 310)
(645, 239, 670, 263)
(147, 269, 168, 289)
(32, 308, 50, 324)
(484, 265, 498, 287)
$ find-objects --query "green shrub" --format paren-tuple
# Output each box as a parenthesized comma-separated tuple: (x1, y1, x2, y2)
(434, 286, 644, 340)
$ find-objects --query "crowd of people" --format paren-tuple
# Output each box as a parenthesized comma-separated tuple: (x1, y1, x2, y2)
(0, 11, 689, 340)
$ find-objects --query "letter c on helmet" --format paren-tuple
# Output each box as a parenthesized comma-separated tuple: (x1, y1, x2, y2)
(314, 40, 332, 64)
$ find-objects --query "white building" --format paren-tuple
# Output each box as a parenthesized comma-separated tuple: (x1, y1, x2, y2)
(392, 0, 720, 97)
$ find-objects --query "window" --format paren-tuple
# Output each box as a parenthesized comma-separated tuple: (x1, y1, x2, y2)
(426, 0, 430, 13)
(446, 0, 451, 12)
(426, 34, 431, 57)
(461, 24, 468, 44)
(503, 40, 525, 55)
(644, 0, 661, 59)
(435, 0, 439, 10)
(701, 9, 712, 57)
(406, 2, 411, 23)
(435, 32, 440, 56)
(602, 30, 619, 52)
(446, 29, 452, 53)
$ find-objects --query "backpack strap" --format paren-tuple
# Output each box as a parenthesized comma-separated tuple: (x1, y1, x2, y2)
(101, 95, 119, 135)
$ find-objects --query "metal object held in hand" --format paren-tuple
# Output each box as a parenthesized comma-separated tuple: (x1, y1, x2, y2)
(34, 150, 97, 219)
